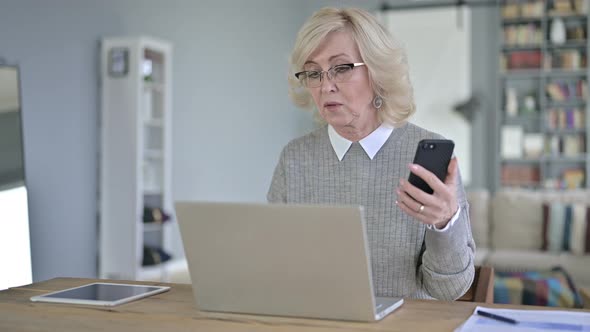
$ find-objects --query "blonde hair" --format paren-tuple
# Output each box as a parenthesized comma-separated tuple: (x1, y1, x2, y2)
(288, 7, 416, 125)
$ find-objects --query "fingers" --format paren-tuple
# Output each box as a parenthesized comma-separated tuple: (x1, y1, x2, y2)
(445, 157, 459, 186)
(396, 198, 431, 224)
(398, 178, 436, 208)
(396, 180, 440, 226)
(407, 163, 448, 195)
(397, 157, 461, 227)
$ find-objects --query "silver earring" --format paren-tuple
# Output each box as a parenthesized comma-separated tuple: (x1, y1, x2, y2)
(373, 95, 383, 109)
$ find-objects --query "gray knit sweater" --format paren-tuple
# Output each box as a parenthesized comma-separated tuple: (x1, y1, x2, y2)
(267, 122, 475, 300)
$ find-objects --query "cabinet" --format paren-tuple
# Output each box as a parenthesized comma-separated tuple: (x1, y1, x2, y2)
(496, 0, 590, 190)
(99, 37, 185, 281)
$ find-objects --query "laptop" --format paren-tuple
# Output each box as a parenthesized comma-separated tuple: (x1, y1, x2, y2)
(174, 202, 404, 322)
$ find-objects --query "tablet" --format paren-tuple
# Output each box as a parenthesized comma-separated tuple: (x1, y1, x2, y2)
(30, 282, 170, 306)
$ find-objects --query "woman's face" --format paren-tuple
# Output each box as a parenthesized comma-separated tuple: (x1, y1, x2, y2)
(304, 30, 378, 132)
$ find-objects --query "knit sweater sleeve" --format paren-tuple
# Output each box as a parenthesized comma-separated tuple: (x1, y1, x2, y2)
(417, 168, 476, 300)
(267, 148, 287, 203)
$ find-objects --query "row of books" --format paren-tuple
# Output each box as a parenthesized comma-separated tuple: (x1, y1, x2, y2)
(502, 165, 586, 189)
(502, 0, 588, 19)
(503, 24, 542, 46)
(503, 23, 586, 47)
(544, 168, 586, 189)
(501, 165, 540, 186)
(548, 49, 587, 70)
(549, 0, 589, 15)
(545, 79, 588, 101)
(502, 50, 542, 70)
(501, 49, 588, 70)
(546, 133, 586, 156)
(546, 107, 586, 130)
(501, 125, 586, 158)
(502, 1, 544, 19)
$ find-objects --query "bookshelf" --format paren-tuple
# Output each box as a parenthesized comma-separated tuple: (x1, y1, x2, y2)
(99, 37, 185, 282)
(497, 0, 590, 190)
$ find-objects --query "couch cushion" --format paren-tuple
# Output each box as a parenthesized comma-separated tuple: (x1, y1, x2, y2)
(491, 189, 590, 251)
(466, 189, 490, 248)
(491, 190, 544, 250)
(486, 249, 561, 271)
(474, 247, 489, 266)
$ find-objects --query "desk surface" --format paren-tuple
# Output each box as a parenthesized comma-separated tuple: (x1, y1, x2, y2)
(1, 278, 588, 332)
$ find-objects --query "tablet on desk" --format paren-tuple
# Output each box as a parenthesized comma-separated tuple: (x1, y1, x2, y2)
(30, 282, 170, 306)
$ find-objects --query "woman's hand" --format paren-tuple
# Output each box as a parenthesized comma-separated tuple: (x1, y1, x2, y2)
(395, 157, 459, 229)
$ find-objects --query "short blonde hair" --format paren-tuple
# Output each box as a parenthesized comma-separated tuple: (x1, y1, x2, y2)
(288, 7, 416, 125)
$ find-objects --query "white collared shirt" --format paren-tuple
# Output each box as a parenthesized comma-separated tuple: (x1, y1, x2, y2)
(328, 123, 393, 161)
(327, 124, 460, 232)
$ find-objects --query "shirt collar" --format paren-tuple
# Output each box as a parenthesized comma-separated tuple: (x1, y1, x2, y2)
(327, 123, 394, 161)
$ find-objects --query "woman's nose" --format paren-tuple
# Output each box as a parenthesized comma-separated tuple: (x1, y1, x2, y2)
(320, 73, 337, 92)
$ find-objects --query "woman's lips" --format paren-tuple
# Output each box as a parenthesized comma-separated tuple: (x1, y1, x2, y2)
(323, 102, 342, 111)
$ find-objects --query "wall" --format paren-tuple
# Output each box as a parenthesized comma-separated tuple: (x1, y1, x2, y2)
(0, 0, 124, 282)
(380, 8, 473, 185)
(0, 0, 313, 282)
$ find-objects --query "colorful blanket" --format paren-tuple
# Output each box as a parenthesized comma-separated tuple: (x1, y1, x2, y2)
(494, 267, 584, 308)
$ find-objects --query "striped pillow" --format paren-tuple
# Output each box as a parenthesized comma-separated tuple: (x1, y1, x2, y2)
(542, 203, 590, 254)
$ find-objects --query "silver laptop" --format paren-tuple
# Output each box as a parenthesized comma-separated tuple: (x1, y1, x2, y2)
(175, 202, 404, 322)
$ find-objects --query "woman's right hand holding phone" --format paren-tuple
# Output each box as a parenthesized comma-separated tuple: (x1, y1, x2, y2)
(395, 157, 460, 230)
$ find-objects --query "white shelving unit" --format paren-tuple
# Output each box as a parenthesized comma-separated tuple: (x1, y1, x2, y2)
(99, 36, 184, 281)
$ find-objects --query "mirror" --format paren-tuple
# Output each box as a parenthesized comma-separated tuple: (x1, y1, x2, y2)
(0, 65, 32, 289)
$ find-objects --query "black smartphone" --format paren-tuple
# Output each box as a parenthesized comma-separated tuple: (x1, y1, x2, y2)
(408, 139, 455, 194)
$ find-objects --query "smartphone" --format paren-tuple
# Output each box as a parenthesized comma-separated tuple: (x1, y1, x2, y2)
(408, 139, 455, 194)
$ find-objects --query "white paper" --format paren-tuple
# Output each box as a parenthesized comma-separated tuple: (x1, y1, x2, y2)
(501, 125, 524, 158)
(456, 306, 590, 332)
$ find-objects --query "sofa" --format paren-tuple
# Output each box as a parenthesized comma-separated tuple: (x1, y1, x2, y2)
(467, 188, 590, 289)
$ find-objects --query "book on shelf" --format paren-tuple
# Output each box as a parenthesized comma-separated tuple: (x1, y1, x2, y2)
(503, 24, 542, 46)
(547, 107, 586, 130)
(563, 168, 585, 189)
(550, 0, 589, 15)
(563, 134, 586, 156)
(502, 1, 544, 19)
(544, 168, 586, 189)
(579, 79, 588, 100)
(545, 79, 588, 101)
(501, 164, 541, 186)
(521, 1, 544, 17)
(545, 133, 586, 156)
(550, 49, 586, 70)
(502, 50, 542, 70)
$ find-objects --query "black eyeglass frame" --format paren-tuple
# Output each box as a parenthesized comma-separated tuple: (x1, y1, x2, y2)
(294, 62, 366, 86)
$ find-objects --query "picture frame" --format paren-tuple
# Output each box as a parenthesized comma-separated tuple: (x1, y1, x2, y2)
(108, 47, 129, 77)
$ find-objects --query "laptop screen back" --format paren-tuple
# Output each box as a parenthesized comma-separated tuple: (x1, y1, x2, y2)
(175, 202, 377, 321)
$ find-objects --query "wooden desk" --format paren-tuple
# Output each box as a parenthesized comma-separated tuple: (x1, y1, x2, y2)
(1, 278, 588, 332)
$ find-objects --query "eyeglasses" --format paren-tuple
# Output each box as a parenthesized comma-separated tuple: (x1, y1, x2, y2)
(294, 63, 366, 88)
